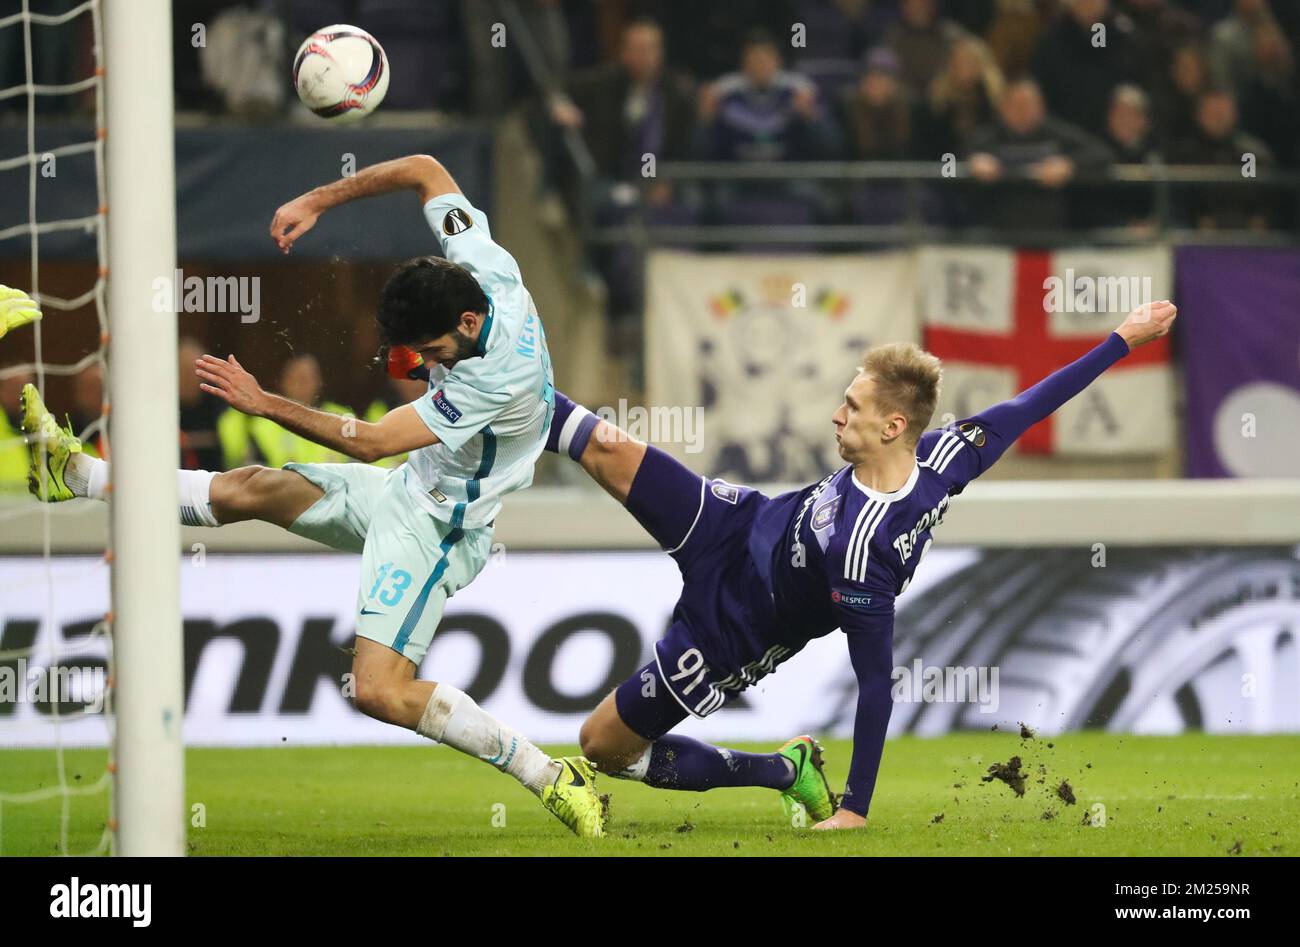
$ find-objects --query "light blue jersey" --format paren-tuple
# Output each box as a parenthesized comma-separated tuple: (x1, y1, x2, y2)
(407, 192, 554, 529)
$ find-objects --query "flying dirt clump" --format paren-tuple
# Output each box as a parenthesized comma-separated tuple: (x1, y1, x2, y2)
(983, 756, 1028, 797)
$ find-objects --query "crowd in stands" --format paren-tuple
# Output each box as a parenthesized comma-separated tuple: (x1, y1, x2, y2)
(538, 1, 1296, 222)
(6, 1, 1292, 237)
(532, 0, 1297, 331)
(3, 0, 1296, 467)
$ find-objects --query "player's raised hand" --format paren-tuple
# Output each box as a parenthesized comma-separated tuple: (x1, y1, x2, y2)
(196, 354, 269, 416)
(967, 152, 1002, 183)
(269, 194, 321, 254)
(1115, 299, 1177, 349)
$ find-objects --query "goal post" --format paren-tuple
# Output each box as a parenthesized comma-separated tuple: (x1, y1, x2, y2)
(104, 0, 185, 856)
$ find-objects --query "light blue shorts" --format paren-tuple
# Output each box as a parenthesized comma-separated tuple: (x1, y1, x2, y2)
(285, 462, 493, 666)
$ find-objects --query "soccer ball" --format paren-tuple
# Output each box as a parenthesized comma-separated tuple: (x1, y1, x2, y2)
(292, 25, 390, 122)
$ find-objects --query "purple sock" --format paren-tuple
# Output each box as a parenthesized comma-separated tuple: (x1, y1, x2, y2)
(545, 391, 598, 459)
(643, 735, 794, 792)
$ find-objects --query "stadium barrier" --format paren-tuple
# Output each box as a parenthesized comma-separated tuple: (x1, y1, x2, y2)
(1, 478, 1299, 553)
(2, 533, 1297, 747)
(585, 160, 1300, 249)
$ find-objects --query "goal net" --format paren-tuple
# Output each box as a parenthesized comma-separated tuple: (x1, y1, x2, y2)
(0, 0, 183, 857)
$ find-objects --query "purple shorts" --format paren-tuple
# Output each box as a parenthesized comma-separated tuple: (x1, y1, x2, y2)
(613, 447, 784, 740)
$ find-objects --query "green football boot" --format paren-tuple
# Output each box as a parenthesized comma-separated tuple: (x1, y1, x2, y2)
(540, 756, 606, 838)
(20, 383, 82, 502)
(778, 735, 836, 824)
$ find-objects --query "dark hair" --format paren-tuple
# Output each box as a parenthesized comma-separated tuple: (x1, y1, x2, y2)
(624, 15, 662, 35)
(376, 256, 489, 347)
(741, 28, 777, 53)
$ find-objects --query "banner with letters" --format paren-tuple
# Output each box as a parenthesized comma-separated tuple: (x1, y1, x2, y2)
(2, 546, 1297, 748)
(645, 247, 1176, 481)
(1177, 246, 1300, 478)
(645, 249, 919, 483)
(918, 246, 1175, 455)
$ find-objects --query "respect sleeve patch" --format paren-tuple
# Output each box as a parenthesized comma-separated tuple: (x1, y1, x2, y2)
(430, 389, 463, 424)
(831, 588, 875, 612)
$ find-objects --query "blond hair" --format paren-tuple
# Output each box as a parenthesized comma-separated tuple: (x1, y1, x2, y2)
(860, 343, 942, 445)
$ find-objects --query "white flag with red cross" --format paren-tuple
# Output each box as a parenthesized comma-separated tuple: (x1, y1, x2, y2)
(917, 246, 1175, 455)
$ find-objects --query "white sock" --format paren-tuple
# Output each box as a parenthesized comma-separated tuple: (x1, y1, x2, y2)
(417, 683, 561, 796)
(66, 457, 220, 527)
(64, 453, 108, 500)
(177, 469, 219, 527)
(609, 745, 652, 782)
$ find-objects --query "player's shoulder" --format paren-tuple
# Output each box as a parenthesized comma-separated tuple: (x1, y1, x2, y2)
(917, 420, 988, 480)
(423, 191, 490, 240)
(446, 317, 543, 397)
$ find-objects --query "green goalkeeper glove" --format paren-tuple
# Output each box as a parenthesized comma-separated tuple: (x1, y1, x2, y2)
(0, 284, 42, 341)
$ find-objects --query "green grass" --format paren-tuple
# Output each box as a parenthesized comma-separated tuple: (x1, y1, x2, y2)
(2, 733, 1297, 856)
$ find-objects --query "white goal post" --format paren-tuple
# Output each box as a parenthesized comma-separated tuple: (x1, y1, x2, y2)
(104, 0, 184, 856)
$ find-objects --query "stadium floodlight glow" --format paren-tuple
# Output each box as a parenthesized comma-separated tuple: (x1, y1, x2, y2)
(104, 0, 185, 857)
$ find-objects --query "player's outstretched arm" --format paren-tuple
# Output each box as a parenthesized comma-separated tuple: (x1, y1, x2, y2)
(269, 154, 461, 253)
(196, 354, 438, 462)
(961, 300, 1177, 469)
(816, 610, 896, 830)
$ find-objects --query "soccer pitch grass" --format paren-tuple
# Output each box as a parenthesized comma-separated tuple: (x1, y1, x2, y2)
(3, 733, 1297, 856)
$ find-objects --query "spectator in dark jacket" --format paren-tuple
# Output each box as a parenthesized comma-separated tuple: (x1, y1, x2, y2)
(1171, 88, 1276, 229)
(696, 30, 838, 162)
(966, 78, 1113, 233)
(550, 18, 696, 201)
(1082, 84, 1162, 228)
(1104, 84, 1161, 164)
(1238, 23, 1298, 167)
(841, 47, 917, 160)
(546, 18, 699, 351)
(1208, 0, 1279, 95)
(695, 32, 841, 235)
(918, 33, 1004, 158)
(1032, 0, 1141, 136)
(884, 0, 968, 97)
(1155, 42, 1213, 148)
(1119, 0, 1205, 90)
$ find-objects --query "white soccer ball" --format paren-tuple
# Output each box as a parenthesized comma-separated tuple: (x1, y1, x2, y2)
(292, 24, 390, 122)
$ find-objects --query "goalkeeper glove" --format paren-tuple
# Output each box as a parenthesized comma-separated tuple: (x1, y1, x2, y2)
(0, 284, 42, 341)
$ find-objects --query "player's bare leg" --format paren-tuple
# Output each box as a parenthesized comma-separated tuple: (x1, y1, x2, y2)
(209, 465, 324, 528)
(351, 636, 605, 836)
(579, 690, 651, 773)
(51, 440, 326, 532)
(350, 637, 435, 729)
(20, 382, 322, 529)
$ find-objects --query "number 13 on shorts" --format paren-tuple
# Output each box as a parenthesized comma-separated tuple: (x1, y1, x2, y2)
(367, 561, 412, 607)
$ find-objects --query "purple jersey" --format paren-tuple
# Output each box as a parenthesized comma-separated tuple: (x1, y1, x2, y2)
(752, 334, 1129, 815)
(752, 420, 993, 647)
(616, 333, 1133, 817)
